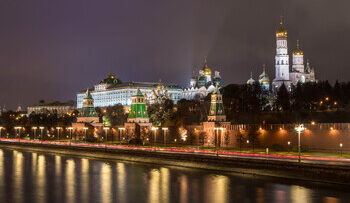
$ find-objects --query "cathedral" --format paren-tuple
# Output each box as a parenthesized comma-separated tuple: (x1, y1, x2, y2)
(183, 58, 223, 100)
(248, 18, 317, 92)
(272, 18, 316, 91)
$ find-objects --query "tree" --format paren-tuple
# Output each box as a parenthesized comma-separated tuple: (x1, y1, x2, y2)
(275, 83, 290, 111)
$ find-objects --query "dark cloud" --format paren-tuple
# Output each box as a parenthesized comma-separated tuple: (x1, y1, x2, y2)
(0, 0, 349, 109)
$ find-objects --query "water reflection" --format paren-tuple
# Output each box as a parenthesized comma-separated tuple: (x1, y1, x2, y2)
(148, 169, 160, 203)
(0, 147, 348, 203)
(37, 154, 46, 203)
(13, 151, 23, 202)
(65, 159, 75, 203)
(117, 162, 126, 203)
(101, 163, 112, 203)
(81, 158, 89, 203)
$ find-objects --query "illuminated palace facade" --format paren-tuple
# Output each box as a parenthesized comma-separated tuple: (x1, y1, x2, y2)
(77, 73, 183, 108)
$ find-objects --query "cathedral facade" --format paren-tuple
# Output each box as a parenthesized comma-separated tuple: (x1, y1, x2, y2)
(183, 59, 223, 100)
(248, 18, 317, 92)
(272, 18, 316, 91)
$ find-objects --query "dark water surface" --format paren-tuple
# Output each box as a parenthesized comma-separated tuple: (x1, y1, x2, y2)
(0, 147, 349, 203)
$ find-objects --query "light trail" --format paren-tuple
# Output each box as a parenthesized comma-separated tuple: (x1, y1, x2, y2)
(0, 138, 349, 165)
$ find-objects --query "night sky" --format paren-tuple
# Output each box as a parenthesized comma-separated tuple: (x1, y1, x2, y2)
(1, 0, 349, 109)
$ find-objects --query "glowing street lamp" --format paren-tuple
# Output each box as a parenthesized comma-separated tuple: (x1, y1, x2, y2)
(340, 143, 343, 157)
(151, 127, 158, 147)
(14, 126, 22, 138)
(288, 141, 291, 153)
(0, 126, 3, 138)
(68, 127, 73, 141)
(56, 127, 61, 140)
(118, 127, 125, 143)
(83, 127, 88, 142)
(39, 127, 44, 140)
(162, 127, 168, 147)
(295, 124, 305, 163)
(32, 127, 38, 139)
(104, 127, 110, 142)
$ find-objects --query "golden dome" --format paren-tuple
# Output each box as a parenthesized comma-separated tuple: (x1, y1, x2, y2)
(203, 58, 212, 75)
(157, 79, 164, 90)
(276, 17, 287, 37)
(247, 72, 255, 85)
(293, 40, 304, 55)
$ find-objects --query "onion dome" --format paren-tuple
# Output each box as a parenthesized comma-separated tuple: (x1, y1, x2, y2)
(100, 72, 122, 85)
(247, 72, 255, 85)
(293, 40, 304, 55)
(202, 58, 212, 76)
(259, 65, 270, 85)
(157, 79, 164, 90)
(276, 17, 287, 37)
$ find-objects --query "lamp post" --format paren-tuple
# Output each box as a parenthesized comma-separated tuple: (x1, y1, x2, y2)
(0, 126, 3, 138)
(221, 128, 226, 152)
(32, 127, 38, 139)
(162, 127, 168, 147)
(214, 127, 219, 156)
(288, 141, 291, 153)
(295, 124, 305, 163)
(118, 127, 125, 144)
(68, 127, 73, 142)
(151, 127, 158, 148)
(340, 143, 343, 157)
(56, 127, 61, 140)
(83, 127, 88, 142)
(39, 127, 44, 140)
(14, 127, 22, 139)
(104, 127, 110, 143)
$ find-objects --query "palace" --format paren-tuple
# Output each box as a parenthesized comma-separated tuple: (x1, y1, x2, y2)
(77, 73, 183, 108)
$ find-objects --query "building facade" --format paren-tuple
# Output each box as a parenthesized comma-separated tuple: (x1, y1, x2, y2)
(77, 73, 183, 108)
(27, 102, 76, 116)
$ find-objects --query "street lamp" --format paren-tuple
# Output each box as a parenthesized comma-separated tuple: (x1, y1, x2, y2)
(32, 127, 38, 139)
(340, 143, 343, 157)
(288, 141, 291, 153)
(39, 127, 44, 140)
(14, 126, 22, 138)
(295, 124, 305, 163)
(118, 127, 125, 143)
(83, 127, 88, 142)
(0, 126, 3, 138)
(56, 127, 61, 140)
(162, 127, 168, 147)
(104, 127, 110, 142)
(68, 127, 73, 141)
(151, 127, 158, 147)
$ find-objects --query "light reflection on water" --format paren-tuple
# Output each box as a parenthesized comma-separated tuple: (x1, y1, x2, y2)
(0, 147, 348, 203)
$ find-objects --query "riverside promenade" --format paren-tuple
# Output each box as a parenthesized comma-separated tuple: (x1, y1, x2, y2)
(1, 138, 350, 185)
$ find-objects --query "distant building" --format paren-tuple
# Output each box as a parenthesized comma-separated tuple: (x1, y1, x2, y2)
(27, 101, 76, 116)
(272, 18, 316, 92)
(183, 58, 223, 100)
(77, 73, 183, 108)
(248, 17, 317, 93)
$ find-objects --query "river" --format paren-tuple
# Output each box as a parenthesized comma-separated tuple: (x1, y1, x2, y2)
(0, 146, 348, 203)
